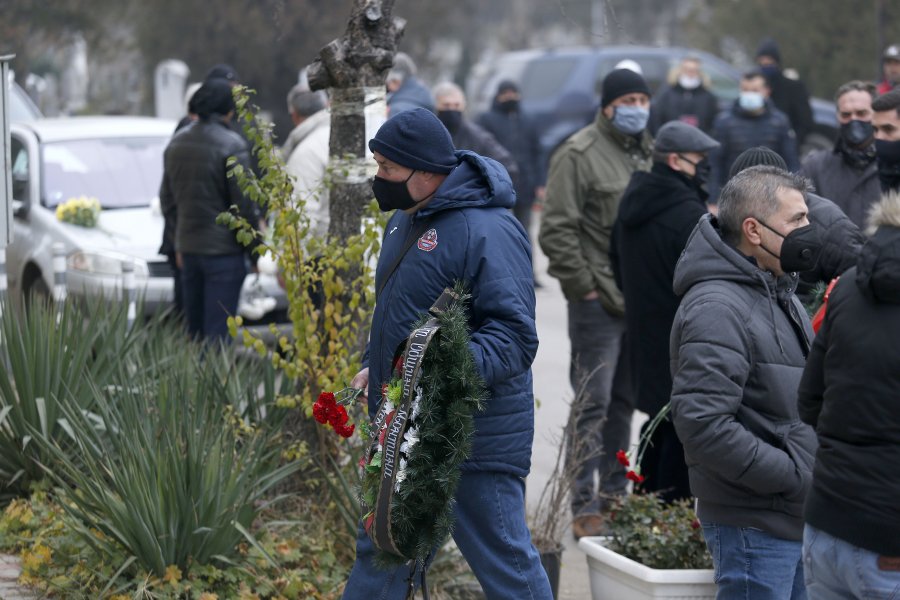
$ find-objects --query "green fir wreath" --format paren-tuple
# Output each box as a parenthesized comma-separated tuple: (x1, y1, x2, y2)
(360, 283, 487, 568)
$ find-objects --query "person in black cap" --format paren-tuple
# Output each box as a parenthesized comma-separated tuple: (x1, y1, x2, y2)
(878, 44, 900, 95)
(756, 38, 814, 146)
(476, 80, 545, 282)
(610, 121, 719, 505)
(342, 108, 552, 599)
(539, 68, 653, 539)
(159, 79, 261, 343)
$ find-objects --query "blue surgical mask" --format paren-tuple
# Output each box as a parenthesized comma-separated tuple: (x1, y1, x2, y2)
(739, 92, 765, 112)
(611, 105, 650, 135)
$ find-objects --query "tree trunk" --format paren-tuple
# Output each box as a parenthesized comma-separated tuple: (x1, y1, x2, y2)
(307, 0, 404, 242)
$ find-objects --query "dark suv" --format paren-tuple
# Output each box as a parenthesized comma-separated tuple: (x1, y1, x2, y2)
(466, 45, 837, 163)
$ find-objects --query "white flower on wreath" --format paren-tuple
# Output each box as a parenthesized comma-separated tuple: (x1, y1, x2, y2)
(400, 426, 419, 456)
(411, 387, 423, 422)
(394, 458, 408, 492)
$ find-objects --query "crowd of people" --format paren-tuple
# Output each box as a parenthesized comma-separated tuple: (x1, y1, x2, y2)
(158, 40, 900, 598)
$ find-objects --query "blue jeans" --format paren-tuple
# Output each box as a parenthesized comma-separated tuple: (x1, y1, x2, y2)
(702, 522, 806, 600)
(803, 524, 900, 599)
(342, 471, 553, 600)
(566, 299, 633, 515)
(180, 253, 246, 343)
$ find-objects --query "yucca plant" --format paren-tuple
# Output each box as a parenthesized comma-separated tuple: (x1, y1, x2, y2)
(0, 297, 143, 501)
(34, 337, 299, 578)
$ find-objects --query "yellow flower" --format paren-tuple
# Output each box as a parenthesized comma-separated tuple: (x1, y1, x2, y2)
(22, 543, 51, 572)
(163, 564, 182, 584)
(199, 594, 219, 600)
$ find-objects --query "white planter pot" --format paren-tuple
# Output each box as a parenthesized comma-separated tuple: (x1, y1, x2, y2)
(578, 536, 716, 600)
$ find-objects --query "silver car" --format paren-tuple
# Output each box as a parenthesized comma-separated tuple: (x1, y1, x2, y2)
(8, 116, 285, 317)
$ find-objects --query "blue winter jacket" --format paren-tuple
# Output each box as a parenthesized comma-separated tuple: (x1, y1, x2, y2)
(366, 151, 538, 478)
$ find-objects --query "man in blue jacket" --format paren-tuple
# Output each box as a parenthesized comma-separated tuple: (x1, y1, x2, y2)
(342, 108, 552, 599)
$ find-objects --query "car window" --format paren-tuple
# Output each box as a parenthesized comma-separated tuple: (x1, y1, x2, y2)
(594, 57, 670, 95)
(11, 137, 29, 202)
(41, 137, 168, 209)
(521, 56, 580, 100)
(701, 62, 740, 103)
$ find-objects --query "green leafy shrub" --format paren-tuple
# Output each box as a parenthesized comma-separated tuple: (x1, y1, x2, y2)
(607, 493, 712, 570)
(0, 298, 143, 501)
(32, 331, 300, 580)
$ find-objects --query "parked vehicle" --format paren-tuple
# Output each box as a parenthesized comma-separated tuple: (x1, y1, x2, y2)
(466, 46, 837, 162)
(7, 116, 285, 319)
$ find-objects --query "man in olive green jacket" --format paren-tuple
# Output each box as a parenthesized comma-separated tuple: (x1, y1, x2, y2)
(539, 68, 653, 539)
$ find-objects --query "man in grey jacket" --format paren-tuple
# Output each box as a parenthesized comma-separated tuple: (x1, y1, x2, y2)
(669, 166, 818, 599)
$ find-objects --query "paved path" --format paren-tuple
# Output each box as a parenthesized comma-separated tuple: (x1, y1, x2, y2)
(526, 213, 646, 600)
(0, 555, 37, 600)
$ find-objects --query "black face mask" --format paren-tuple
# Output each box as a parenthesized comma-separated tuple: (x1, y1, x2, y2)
(876, 138, 900, 193)
(498, 99, 520, 113)
(372, 170, 418, 212)
(840, 119, 874, 148)
(757, 219, 823, 273)
(677, 155, 711, 200)
(437, 110, 463, 134)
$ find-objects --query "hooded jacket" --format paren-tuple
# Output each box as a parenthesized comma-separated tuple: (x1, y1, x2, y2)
(367, 151, 537, 477)
(610, 163, 707, 415)
(709, 101, 799, 202)
(540, 111, 653, 312)
(798, 192, 900, 555)
(796, 193, 864, 299)
(801, 144, 880, 229)
(670, 215, 817, 541)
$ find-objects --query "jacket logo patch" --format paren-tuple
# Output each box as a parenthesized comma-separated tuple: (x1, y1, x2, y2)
(417, 228, 438, 252)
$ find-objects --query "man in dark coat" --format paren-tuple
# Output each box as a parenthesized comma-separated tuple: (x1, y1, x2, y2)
(731, 147, 864, 300)
(160, 79, 261, 342)
(477, 81, 544, 238)
(873, 88, 900, 194)
(432, 82, 519, 188)
(709, 70, 799, 203)
(386, 52, 434, 116)
(649, 56, 720, 135)
(798, 190, 900, 598)
(756, 39, 814, 147)
(342, 108, 552, 599)
(610, 121, 719, 504)
(801, 81, 880, 228)
(670, 166, 817, 598)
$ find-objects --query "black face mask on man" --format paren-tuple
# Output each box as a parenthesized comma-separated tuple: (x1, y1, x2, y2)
(498, 99, 520, 113)
(677, 154, 711, 200)
(875, 138, 900, 193)
(437, 110, 463, 134)
(372, 170, 419, 212)
(756, 219, 823, 273)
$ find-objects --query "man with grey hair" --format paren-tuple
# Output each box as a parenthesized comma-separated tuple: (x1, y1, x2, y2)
(282, 85, 331, 237)
(432, 81, 519, 185)
(386, 52, 434, 116)
(669, 166, 818, 598)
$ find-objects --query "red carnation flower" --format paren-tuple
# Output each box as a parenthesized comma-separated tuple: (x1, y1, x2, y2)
(312, 403, 328, 424)
(691, 519, 701, 530)
(364, 513, 375, 534)
(337, 423, 356, 438)
(616, 449, 630, 467)
(318, 392, 335, 404)
(626, 470, 645, 484)
(332, 405, 349, 426)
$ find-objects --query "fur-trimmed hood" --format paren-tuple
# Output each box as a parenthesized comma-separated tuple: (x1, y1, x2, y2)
(857, 191, 900, 304)
(866, 191, 900, 235)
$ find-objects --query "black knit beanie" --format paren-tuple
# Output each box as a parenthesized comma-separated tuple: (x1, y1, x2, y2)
(369, 108, 458, 174)
(729, 146, 788, 179)
(600, 68, 651, 108)
(756, 39, 782, 64)
(190, 79, 235, 119)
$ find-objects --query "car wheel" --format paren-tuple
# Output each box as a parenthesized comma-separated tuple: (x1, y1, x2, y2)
(24, 274, 51, 311)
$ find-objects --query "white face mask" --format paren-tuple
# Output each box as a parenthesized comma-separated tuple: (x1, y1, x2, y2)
(678, 75, 701, 90)
(739, 92, 765, 111)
